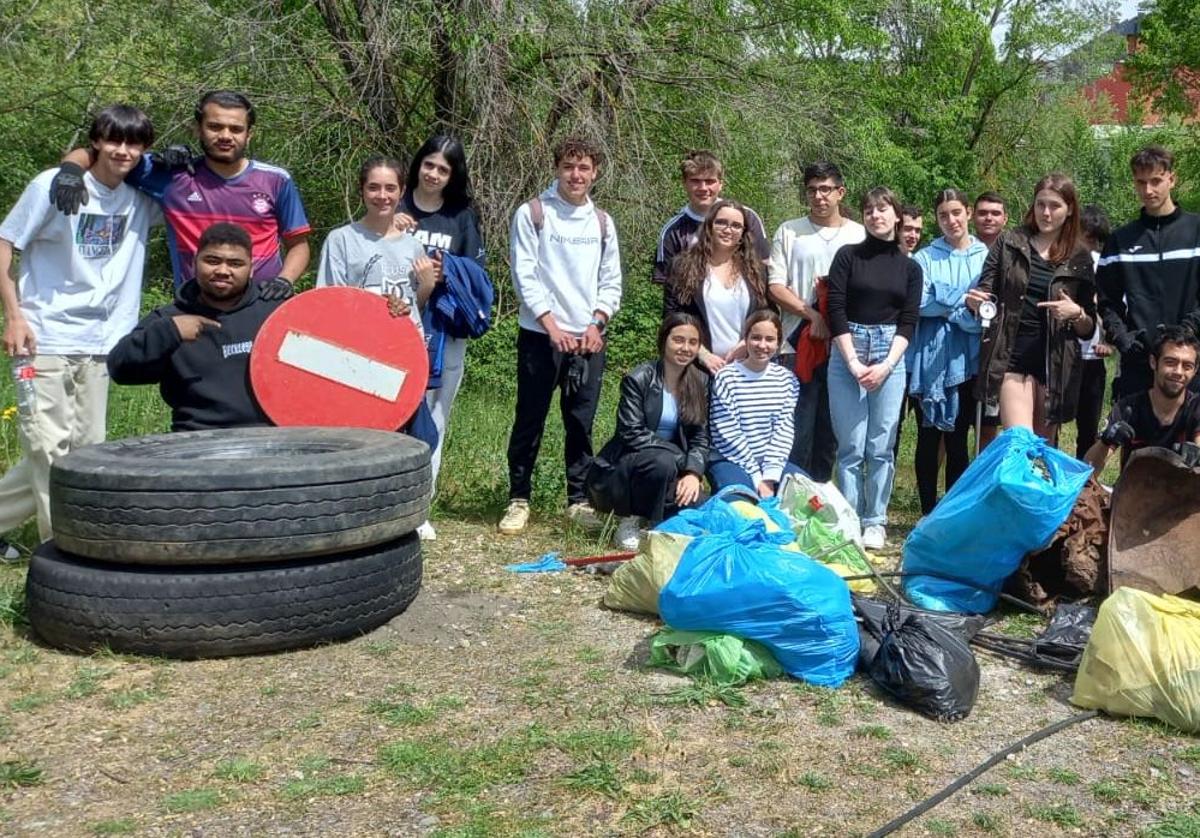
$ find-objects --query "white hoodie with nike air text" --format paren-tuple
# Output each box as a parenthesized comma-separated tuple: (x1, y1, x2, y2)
(509, 182, 622, 335)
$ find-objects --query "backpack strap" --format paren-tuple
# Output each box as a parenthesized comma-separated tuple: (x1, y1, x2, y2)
(528, 197, 608, 256)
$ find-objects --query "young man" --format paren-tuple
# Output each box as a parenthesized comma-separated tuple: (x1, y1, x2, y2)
(1074, 205, 1115, 459)
(54, 90, 311, 290)
(971, 191, 1008, 449)
(0, 104, 160, 545)
(899, 205, 924, 256)
(652, 150, 769, 302)
(107, 223, 291, 431)
(1085, 326, 1200, 474)
(972, 192, 1008, 251)
(500, 136, 622, 534)
(1097, 145, 1200, 399)
(767, 161, 865, 481)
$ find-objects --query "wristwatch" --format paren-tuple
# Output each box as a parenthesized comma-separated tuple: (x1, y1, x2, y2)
(589, 316, 607, 334)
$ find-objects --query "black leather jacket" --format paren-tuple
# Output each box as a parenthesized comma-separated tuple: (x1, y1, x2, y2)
(974, 228, 1097, 424)
(597, 360, 710, 475)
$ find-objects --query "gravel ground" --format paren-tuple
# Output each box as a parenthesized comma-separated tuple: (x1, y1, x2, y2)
(0, 518, 1196, 837)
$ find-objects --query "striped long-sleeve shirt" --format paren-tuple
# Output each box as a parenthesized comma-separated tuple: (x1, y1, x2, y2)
(709, 361, 799, 484)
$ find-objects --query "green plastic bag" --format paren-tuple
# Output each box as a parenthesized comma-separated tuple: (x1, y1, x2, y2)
(648, 629, 783, 686)
(794, 515, 875, 592)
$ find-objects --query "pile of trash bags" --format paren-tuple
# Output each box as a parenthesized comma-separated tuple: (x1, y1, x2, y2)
(600, 428, 1200, 733)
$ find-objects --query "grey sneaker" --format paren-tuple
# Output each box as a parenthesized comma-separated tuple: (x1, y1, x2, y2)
(565, 501, 604, 531)
(0, 541, 22, 563)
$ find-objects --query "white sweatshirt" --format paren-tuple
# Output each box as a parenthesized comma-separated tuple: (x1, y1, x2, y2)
(509, 182, 622, 335)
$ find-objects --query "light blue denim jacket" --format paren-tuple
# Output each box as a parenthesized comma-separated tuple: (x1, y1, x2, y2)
(906, 236, 989, 430)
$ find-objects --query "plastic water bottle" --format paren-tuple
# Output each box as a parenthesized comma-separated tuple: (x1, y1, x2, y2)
(11, 357, 36, 416)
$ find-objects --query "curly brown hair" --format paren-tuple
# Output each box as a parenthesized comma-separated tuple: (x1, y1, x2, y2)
(552, 135, 604, 169)
(668, 200, 767, 308)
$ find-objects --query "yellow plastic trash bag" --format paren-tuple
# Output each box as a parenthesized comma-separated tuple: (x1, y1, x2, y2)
(1072, 587, 1200, 733)
(728, 500, 801, 552)
(603, 531, 692, 616)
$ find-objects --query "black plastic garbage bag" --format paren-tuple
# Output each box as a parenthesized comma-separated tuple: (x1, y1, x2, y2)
(856, 598, 981, 722)
(854, 596, 985, 667)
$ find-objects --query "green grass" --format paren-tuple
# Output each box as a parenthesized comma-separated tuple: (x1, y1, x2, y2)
(797, 771, 832, 792)
(162, 788, 222, 814)
(850, 723, 892, 740)
(560, 761, 623, 798)
(974, 782, 1009, 797)
(1026, 802, 1084, 828)
(1047, 766, 1081, 785)
(9, 691, 52, 713)
(622, 791, 698, 829)
(0, 579, 27, 629)
(1143, 810, 1200, 837)
(0, 758, 43, 787)
(213, 757, 264, 783)
(65, 666, 114, 700)
(883, 746, 924, 772)
(90, 819, 136, 835)
(379, 727, 549, 801)
(281, 773, 365, 800)
(367, 699, 436, 727)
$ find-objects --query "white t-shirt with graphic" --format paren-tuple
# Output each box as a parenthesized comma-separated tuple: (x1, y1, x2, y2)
(0, 168, 161, 354)
(768, 216, 866, 350)
(316, 222, 425, 332)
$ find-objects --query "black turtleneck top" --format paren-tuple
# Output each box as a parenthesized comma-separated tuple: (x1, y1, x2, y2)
(826, 233, 923, 341)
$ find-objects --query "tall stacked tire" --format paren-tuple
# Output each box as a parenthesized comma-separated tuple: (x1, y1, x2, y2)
(25, 428, 431, 659)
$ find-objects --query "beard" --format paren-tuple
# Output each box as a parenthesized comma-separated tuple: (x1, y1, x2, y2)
(200, 136, 247, 164)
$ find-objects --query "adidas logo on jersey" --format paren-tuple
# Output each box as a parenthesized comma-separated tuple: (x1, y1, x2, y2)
(186, 192, 202, 203)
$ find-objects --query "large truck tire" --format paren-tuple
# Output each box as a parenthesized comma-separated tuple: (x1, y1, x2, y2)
(25, 536, 422, 659)
(50, 427, 431, 563)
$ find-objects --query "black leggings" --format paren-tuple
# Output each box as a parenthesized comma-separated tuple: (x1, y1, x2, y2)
(915, 380, 977, 515)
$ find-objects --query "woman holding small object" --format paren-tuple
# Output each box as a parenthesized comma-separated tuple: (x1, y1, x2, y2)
(826, 187, 922, 550)
(966, 173, 1096, 440)
(586, 313, 711, 550)
(664, 199, 770, 374)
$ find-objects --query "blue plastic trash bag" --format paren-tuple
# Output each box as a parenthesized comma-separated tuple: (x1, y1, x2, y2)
(656, 486, 764, 539)
(505, 552, 567, 573)
(659, 524, 859, 687)
(902, 427, 1091, 613)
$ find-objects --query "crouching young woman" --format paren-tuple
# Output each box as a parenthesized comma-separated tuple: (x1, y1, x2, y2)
(586, 313, 711, 550)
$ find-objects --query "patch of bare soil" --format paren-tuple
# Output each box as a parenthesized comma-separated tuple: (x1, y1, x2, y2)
(0, 519, 1196, 837)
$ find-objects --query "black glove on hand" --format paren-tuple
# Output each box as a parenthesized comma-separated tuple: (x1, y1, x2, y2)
(257, 277, 294, 301)
(563, 354, 590, 397)
(1100, 419, 1135, 449)
(1175, 441, 1200, 469)
(157, 144, 195, 174)
(49, 162, 88, 215)
(1114, 328, 1146, 356)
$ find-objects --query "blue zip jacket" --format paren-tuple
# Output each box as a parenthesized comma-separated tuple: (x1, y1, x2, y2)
(422, 252, 494, 387)
(907, 236, 988, 430)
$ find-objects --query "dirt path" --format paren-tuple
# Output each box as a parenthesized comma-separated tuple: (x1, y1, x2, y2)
(0, 520, 1196, 837)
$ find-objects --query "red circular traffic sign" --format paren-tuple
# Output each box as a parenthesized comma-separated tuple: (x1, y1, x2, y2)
(250, 287, 429, 430)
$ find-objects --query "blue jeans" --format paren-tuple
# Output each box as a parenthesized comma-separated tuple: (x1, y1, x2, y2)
(827, 323, 906, 527)
(707, 457, 807, 491)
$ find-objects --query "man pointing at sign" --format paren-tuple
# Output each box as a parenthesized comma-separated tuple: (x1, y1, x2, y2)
(108, 222, 292, 430)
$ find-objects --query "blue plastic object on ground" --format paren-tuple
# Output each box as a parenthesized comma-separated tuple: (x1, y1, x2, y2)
(658, 522, 859, 687)
(902, 427, 1091, 613)
(505, 552, 567, 573)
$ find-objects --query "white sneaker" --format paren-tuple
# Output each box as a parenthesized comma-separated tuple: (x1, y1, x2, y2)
(498, 499, 530, 535)
(416, 521, 436, 541)
(0, 541, 21, 563)
(565, 501, 604, 531)
(862, 525, 886, 551)
(613, 516, 643, 551)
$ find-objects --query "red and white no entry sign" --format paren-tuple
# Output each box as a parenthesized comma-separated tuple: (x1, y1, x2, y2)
(249, 287, 429, 429)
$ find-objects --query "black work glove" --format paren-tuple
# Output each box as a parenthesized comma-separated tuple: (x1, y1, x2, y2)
(563, 354, 590, 397)
(257, 277, 294, 301)
(156, 144, 195, 174)
(1113, 328, 1146, 356)
(49, 162, 88, 215)
(1100, 419, 1135, 449)
(1175, 441, 1200, 469)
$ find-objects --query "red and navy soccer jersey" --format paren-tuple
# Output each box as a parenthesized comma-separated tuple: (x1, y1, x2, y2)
(129, 155, 311, 287)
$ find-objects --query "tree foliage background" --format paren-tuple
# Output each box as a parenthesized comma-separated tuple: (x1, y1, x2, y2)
(1, 0, 1196, 383)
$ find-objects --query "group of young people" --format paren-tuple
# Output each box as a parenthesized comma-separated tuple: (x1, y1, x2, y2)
(2, 91, 1198, 558)
(571, 147, 1200, 552)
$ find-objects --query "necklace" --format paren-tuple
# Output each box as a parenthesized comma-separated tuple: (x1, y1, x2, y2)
(812, 219, 844, 244)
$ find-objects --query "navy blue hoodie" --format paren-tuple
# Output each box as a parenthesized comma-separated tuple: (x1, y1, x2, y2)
(107, 280, 288, 431)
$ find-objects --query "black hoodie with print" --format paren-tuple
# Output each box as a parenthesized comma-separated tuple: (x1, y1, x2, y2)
(107, 280, 288, 431)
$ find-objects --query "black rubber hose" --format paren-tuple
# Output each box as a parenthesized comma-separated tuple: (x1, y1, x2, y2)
(865, 710, 1099, 838)
(838, 570, 1046, 615)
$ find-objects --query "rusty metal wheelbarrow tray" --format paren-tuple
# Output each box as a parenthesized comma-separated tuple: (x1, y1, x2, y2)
(1108, 446, 1200, 596)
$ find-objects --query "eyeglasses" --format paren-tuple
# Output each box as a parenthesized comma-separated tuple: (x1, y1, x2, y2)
(806, 185, 840, 197)
(712, 219, 745, 231)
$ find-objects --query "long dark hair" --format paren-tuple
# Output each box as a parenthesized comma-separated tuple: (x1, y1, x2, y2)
(861, 187, 904, 242)
(1022, 173, 1081, 264)
(406, 135, 473, 209)
(670, 200, 767, 306)
(658, 313, 709, 426)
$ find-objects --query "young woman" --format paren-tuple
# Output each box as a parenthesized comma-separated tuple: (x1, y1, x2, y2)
(316, 155, 435, 331)
(664, 199, 769, 374)
(586, 313, 711, 549)
(397, 136, 486, 538)
(908, 188, 989, 515)
(707, 310, 801, 496)
(826, 187, 922, 550)
(966, 174, 1096, 439)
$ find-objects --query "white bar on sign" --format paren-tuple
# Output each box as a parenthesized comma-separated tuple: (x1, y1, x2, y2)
(276, 330, 406, 401)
